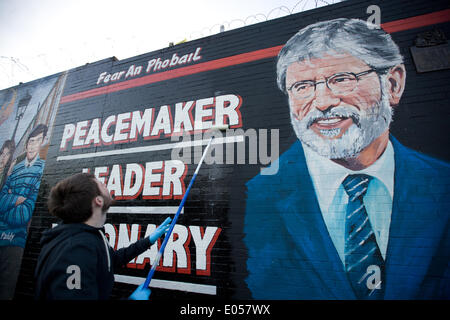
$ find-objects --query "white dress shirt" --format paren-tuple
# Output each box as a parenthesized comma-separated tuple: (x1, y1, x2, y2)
(302, 141, 395, 264)
(24, 154, 39, 168)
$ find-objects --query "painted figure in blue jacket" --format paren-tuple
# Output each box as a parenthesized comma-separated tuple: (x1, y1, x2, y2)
(0, 124, 47, 299)
(244, 19, 450, 299)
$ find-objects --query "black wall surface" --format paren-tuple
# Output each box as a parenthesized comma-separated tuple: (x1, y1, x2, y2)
(8, 0, 450, 300)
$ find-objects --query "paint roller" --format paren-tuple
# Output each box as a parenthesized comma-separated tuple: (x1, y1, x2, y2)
(143, 124, 229, 289)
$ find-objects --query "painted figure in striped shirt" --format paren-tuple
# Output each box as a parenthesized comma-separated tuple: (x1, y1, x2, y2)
(0, 124, 47, 299)
(0, 124, 47, 248)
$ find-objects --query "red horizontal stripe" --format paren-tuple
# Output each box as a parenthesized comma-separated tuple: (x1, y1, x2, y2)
(60, 9, 450, 104)
(59, 46, 283, 104)
(381, 9, 450, 33)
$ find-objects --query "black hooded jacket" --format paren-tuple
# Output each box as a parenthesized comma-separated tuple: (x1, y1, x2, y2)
(34, 223, 151, 300)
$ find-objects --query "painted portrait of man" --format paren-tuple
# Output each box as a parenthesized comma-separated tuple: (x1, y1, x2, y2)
(244, 18, 450, 299)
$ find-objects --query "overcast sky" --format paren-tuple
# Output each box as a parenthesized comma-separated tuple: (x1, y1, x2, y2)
(0, 0, 340, 90)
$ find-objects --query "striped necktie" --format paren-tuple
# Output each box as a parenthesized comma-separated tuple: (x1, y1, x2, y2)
(342, 174, 385, 299)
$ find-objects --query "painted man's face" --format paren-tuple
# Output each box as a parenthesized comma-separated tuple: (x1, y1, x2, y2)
(26, 132, 44, 162)
(286, 52, 393, 159)
(0, 147, 11, 167)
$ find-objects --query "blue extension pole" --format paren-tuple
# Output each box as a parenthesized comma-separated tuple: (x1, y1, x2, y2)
(143, 136, 215, 288)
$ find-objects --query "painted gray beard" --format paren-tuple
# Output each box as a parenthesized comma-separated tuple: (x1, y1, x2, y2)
(290, 91, 392, 159)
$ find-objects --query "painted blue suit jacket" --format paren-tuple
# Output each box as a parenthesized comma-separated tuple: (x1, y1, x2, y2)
(244, 136, 450, 299)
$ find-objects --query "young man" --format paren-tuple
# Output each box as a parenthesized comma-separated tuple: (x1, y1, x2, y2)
(34, 172, 172, 300)
(0, 124, 47, 299)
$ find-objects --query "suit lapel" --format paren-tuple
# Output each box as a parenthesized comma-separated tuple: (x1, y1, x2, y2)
(275, 141, 355, 299)
(384, 136, 442, 298)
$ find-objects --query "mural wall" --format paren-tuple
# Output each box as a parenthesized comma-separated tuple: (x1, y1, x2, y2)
(5, 0, 450, 300)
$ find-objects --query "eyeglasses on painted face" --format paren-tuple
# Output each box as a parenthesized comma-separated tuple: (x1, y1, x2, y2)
(287, 69, 376, 99)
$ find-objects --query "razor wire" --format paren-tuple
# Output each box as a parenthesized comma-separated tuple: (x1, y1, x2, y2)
(0, 0, 343, 90)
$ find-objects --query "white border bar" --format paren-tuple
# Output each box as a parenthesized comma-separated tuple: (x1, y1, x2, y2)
(108, 206, 183, 214)
(114, 274, 217, 295)
(56, 135, 244, 161)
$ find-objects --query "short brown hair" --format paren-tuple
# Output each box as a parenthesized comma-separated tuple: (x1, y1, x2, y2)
(27, 124, 48, 144)
(48, 173, 101, 223)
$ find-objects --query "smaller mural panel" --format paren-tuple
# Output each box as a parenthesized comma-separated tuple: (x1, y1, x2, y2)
(0, 73, 67, 299)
